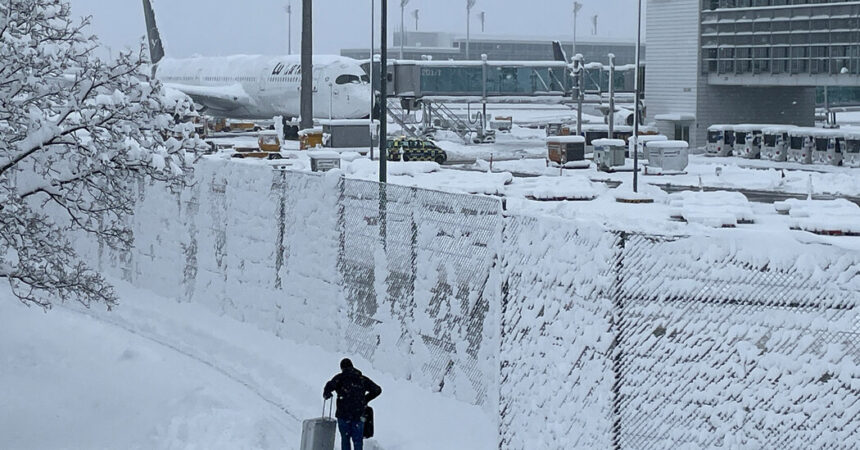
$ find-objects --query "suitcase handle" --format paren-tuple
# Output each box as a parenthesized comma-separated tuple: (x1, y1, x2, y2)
(322, 397, 333, 419)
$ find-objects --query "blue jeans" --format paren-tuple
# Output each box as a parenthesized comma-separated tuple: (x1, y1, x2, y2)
(337, 418, 365, 450)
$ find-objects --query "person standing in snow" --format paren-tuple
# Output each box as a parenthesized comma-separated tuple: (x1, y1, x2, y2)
(323, 358, 382, 450)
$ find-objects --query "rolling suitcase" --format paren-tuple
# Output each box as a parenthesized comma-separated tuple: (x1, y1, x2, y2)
(300, 398, 337, 450)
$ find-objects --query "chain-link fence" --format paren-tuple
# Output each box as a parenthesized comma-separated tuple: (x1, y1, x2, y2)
(338, 178, 502, 405)
(90, 162, 858, 448)
(500, 218, 860, 449)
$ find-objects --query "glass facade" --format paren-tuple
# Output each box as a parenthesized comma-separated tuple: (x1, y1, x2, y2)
(701, 0, 860, 77)
(418, 65, 571, 96)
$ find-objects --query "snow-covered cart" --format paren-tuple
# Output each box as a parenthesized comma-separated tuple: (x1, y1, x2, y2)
(761, 125, 795, 162)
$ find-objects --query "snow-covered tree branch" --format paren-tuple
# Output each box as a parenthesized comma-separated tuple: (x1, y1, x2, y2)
(0, 0, 206, 308)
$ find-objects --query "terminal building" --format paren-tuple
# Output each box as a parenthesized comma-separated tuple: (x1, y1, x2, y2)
(341, 31, 643, 66)
(646, 0, 860, 148)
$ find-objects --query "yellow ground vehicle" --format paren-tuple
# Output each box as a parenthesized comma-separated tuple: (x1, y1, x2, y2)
(258, 131, 281, 152)
(386, 137, 448, 164)
(212, 118, 262, 133)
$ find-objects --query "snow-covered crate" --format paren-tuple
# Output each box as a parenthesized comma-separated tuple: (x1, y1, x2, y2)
(515, 177, 605, 201)
(778, 198, 860, 236)
(667, 191, 755, 227)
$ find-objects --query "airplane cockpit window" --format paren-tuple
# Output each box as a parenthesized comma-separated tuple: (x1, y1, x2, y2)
(360, 74, 369, 83)
(336, 74, 362, 85)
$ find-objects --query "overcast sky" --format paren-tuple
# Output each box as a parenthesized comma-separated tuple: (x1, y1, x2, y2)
(69, 0, 643, 58)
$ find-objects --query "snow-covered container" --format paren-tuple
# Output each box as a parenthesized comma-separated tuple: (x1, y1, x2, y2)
(308, 151, 341, 172)
(592, 138, 627, 171)
(319, 119, 378, 149)
(628, 134, 668, 161)
(811, 128, 844, 166)
(546, 135, 586, 167)
(761, 125, 796, 162)
(812, 128, 845, 166)
(787, 127, 816, 164)
(733, 124, 770, 159)
(843, 128, 860, 168)
(706, 124, 734, 156)
(645, 140, 689, 174)
(299, 127, 325, 150)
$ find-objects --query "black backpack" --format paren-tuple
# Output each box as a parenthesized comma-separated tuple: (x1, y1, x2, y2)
(362, 406, 374, 438)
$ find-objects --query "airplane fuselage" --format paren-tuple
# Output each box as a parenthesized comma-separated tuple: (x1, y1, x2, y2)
(156, 54, 372, 121)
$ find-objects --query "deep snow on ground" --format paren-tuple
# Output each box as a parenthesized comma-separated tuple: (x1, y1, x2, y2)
(0, 282, 495, 450)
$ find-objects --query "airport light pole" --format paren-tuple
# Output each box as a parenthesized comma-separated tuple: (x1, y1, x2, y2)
(572, 2, 582, 58)
(413, 9, 419, 31)
(608, 53, 615, 139)
(300, 0, 313, 130)
(289, 5, 293, 55)
(400, 0, 409, 59)
(380, 0, 388, 183)
(479, 11, 485, 33)
(466, 0, 476, 59)
(632, 0, 642, 192)
(370, 0, 375, 160)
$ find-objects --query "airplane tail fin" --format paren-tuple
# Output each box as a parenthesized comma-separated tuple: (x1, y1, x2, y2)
(552, 41, 569, 64)
(142, 0, 165, 65)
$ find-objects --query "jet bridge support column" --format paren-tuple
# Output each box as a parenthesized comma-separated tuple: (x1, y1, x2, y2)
(482, 54, 488, 133)
(300, 0, 313, 130)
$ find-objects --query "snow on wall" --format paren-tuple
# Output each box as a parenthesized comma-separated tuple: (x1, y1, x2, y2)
(81, 159, 501, 410)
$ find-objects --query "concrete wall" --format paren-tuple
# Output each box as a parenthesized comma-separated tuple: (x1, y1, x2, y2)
(645, 0, 701, 140)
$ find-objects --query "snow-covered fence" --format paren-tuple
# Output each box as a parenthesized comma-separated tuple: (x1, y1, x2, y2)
(78, 159, 859, 448)
(338, 178, 502, 406)
(500, 224, 860, 449)
(82, 159, 501, 408)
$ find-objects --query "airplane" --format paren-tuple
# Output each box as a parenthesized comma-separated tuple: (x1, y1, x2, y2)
(141, 0, 372, 129)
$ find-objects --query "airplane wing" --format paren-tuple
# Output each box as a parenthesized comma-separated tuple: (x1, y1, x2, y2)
(164, 83, 254, 113)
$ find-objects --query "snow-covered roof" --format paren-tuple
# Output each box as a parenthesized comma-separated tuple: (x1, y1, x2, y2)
(842, 127, 860, 140)
(810, 128, 843, 138)
(647, 140, 689, 149)
(707, 124, 733, 131)
(591, 138, 626, 147)
(319, 119, 379, 126)
(761, 125, 797, 134)
(654, 113, 696, 122)
(788, 127, 820, 137)
(307, 151, 341, 159)
(633, 135, 668, 143)
(547, 135, 586, 144)
(731, 124, 764, 133)
(298, 127, 323, 135)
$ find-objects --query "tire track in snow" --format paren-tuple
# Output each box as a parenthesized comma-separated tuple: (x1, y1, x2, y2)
(64, 306, 302, 423)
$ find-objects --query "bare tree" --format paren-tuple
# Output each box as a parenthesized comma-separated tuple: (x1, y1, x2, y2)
(0, 0, 204, 309)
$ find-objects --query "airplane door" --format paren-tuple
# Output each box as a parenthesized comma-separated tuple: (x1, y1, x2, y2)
(259, 66, 270, 92)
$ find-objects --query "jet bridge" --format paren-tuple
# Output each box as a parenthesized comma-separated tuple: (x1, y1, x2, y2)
(366, 59, 639, 144)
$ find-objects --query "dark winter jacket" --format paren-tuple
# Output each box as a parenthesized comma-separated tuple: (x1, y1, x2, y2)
(323, 367, 382, 421)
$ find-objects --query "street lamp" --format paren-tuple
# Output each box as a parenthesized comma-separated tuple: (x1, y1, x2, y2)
(400, 0, 409, 60)
(572, 2, 582, 59)
(632, 0, 643, 192)
(466, 0, 476, 59)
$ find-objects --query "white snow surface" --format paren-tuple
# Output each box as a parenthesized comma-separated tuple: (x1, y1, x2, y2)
(0, 281, 495, 450)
